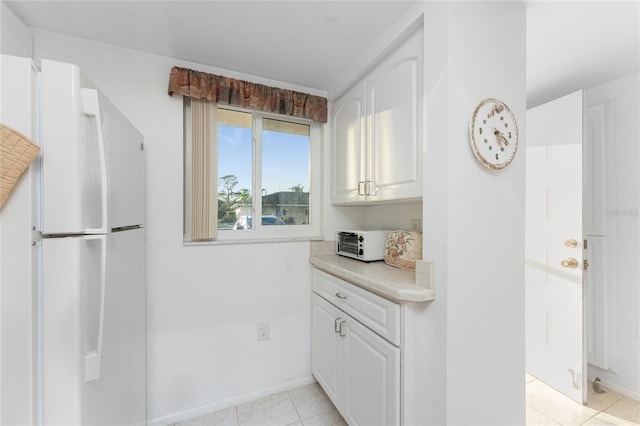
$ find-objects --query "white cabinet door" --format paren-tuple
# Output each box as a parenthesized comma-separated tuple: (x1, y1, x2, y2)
(331, 80, 366, 204)
(312, 292, 400, 425)
(366, 30, 422, 203)
(330, 28, 422, 205)
(311, 294, 342, 407)
(341, 316, 400, 426)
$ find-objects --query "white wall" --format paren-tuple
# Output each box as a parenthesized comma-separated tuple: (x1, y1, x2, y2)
(0, 2, 32, 57)
(0, 57, 39, 426)
(329, 2, 527, 424)
(30, 29, 319, 424)
(18, 3, 527, 424)
(443, 3, 526, 424)
(585, 73, 640, 399)
(1, 4, 36, 424)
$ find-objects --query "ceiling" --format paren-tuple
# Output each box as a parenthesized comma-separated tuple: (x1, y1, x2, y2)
(527, 1, 639, 108)
(5, 1, 415, 95)
(5, 1, 640, 105)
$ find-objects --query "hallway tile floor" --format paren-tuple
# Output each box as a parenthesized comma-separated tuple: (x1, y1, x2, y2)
(527, 373, 640, 426)
(172, 383, 346, 426)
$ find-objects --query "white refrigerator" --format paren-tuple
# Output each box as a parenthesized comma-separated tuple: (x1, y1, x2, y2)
(0, 55, 146, 425)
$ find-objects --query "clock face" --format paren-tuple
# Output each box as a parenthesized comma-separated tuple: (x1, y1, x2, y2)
(469, 98, 518, 170)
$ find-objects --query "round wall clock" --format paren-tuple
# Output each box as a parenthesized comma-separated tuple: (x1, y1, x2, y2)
(469, 98, 518, 170)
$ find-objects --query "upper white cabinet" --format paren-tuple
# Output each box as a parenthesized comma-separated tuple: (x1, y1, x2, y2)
(331, 28, 423, 205)
(331, 80, 367, 204)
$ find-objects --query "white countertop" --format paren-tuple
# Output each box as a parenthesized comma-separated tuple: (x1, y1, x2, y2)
(309, 253, 435, 303)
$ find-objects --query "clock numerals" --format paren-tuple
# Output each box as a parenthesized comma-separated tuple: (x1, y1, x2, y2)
(470, 98, 518, 170)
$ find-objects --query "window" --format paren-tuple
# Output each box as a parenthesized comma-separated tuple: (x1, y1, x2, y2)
(184, 100, 322, 243)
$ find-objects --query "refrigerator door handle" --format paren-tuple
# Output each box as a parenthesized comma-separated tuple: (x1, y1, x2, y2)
(82, 88, 109, 234)
(85, 235, 107, 382)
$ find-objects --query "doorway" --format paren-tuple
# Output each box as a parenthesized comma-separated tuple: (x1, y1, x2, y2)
(524, 74, 640, 423)
(525, 91, 585, 404)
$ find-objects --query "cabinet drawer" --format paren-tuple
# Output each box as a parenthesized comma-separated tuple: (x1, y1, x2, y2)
(312, 269, 401, 346)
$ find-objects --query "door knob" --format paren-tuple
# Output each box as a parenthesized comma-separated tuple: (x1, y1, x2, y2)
(561, 258, 579, 269)
(564, 239, 578, 248)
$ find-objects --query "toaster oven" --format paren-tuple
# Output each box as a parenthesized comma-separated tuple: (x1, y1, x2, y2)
(336, 229, 391, 262)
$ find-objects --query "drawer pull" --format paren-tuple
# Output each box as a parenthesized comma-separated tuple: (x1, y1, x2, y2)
(335, 292, 347, 299)
(334, 317, 342, 333)
(339, 320, 346, 337)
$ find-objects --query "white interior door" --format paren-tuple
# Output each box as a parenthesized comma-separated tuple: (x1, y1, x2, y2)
(525, 91, 586, 403)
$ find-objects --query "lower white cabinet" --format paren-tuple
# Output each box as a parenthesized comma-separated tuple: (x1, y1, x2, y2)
(312, 293, 341, 405)
(341, 306, 400, 426)
(312, 276, 400, 425)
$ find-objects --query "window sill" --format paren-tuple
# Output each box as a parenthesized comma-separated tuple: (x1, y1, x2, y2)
(183, 234, 324, 246)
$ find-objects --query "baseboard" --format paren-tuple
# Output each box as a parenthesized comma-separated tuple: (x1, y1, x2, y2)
(587, 373, 640, 401)
(147, 376, 317, 426)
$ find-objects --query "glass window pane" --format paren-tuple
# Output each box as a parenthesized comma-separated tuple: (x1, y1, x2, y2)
(261, 118, 310, 226)
(218, 109, 253, 230)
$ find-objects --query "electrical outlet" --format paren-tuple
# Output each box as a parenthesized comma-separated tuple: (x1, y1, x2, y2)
(257, 321, 270, 341)
(409, 218, 422, 231)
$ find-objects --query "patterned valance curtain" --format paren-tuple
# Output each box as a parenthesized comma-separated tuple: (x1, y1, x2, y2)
(168, 66, 328, 123)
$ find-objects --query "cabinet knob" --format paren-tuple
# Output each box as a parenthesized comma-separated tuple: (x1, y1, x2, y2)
(339, 320, 346, 337)
(335, 292, 347, 299)
(334, 317, 342, 333)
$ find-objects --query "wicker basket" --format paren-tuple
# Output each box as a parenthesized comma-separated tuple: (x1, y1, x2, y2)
(383, 230, 422, 270)
(1, 124, 40, 209)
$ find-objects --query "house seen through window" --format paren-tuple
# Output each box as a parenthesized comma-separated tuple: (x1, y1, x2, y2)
(216, 108, 311, 231)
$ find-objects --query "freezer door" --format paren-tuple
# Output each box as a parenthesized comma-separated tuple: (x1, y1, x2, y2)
(98, 90, 145, 229)
(40, 59, 144, 234)
(42, 229, 145, 425)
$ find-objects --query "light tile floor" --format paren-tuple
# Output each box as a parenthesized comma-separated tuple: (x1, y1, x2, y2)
(172, 383, 346, 426)
(173, 376, 639, 425)
(527, 373, 640, 426)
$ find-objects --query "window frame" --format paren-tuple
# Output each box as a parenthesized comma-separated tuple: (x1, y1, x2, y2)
(183, 99, 323, 244)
